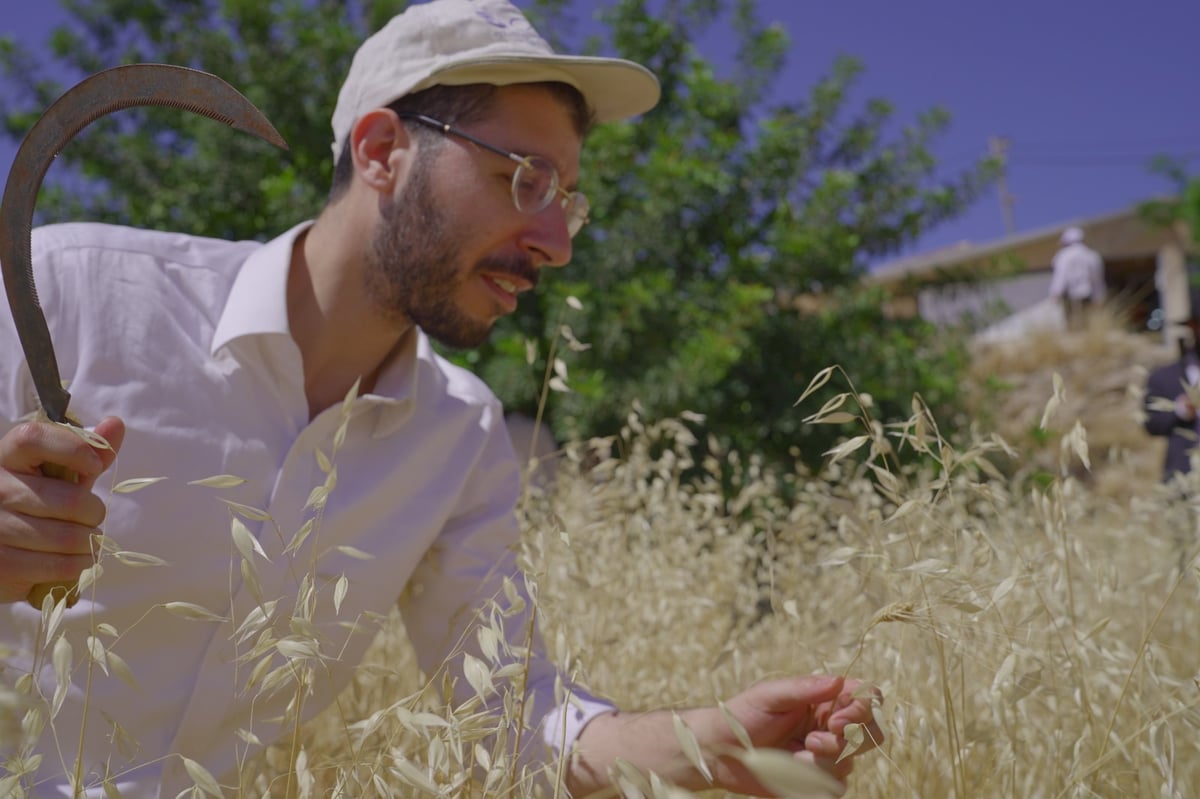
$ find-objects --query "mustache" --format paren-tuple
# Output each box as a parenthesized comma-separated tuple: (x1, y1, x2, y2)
(475, 253, 539, 291)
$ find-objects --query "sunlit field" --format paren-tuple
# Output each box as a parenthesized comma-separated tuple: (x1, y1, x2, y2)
(6, 310, 1198, 798)
(242, 311, 1197, 797)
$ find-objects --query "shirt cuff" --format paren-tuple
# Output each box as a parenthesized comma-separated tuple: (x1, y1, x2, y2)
(540, 691, 617, 755)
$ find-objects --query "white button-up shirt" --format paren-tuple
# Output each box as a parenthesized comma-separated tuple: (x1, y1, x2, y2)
(1048, 242, 1106, 302)
(0, 222, 611, 797)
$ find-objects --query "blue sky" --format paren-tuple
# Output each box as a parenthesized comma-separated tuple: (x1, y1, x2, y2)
(2, 1, 1197, 265)
(738, 0, 1199, 262)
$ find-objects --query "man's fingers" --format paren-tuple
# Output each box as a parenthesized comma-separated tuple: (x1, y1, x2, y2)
(2, 471, 109, 528)
(753, 675, 846, 713)
(0, 416, 122, 606)
(827, 684, 885, 751)
(827, 712, 885, 756)
(91, 417, 125, 465)
(79, 416, 125, 490)
(1, 421, 106, 479)
(853, 719, 885, 754)
(0, 508, 98, 554)
(0, 544, 94, 597)
(793, 750, 853, 790)
(803, 731, 841, 758)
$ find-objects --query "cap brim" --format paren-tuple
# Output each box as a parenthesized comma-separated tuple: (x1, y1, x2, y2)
(420, 54, 661, 123)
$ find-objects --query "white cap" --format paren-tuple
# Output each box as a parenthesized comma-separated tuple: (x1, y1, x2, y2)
(1060, 226, 1084, 245)
(330, 0, 661, 159)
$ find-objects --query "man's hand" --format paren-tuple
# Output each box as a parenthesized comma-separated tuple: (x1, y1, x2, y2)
(714, 675, 884, 794)
(1175, 393, 1197, 423)
(0, 416, 125, 604)
(569, 674, 884, 798)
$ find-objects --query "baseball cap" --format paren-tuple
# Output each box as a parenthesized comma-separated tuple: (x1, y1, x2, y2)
(1060, 226, 1085, 245)
(330, 0, 661, 159)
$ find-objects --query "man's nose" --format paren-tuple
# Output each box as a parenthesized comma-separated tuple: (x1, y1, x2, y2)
(518, 204, 573, 268)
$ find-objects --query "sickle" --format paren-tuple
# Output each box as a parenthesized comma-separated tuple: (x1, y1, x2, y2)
(0, 63, 288, 424)
(0, 64, 288, 606)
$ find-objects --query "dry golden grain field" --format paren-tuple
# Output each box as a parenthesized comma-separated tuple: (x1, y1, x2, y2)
(6, 311, 1199, 798)
(251, 312, 1199, 798)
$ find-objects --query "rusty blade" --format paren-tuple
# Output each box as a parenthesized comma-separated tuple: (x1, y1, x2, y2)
(0, 63, 288, 423)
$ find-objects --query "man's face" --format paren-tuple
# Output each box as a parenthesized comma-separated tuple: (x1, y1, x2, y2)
(364, 85, 582, 349)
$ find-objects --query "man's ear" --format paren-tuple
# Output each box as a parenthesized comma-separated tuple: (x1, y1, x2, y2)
(348, 109, 415, 194)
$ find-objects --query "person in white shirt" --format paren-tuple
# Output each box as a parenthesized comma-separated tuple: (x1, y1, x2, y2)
(0, 1, 882, 796)
(1048, 226, 1107, 329)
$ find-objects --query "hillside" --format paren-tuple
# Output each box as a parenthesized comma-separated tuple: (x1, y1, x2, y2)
(964, 307, 1175, 499)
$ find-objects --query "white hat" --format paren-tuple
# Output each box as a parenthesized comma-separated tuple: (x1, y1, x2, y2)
(330, 0, 661, 159)
(1060, 226, 1084, 245)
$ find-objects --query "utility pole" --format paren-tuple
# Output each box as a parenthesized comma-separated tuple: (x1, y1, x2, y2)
(989, 136, 1016, 236)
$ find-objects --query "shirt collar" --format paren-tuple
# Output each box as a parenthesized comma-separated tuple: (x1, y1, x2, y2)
(210, 220, 426, 436)
(367, 328, 424, 437)
(211, 220, 311, 354)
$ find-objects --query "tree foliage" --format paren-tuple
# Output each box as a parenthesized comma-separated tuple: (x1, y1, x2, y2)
(0, 0, 995, 471)
(1141, 157, 1200, 251)
(473, 0, 995, 468)
(0, 0, 406, 236)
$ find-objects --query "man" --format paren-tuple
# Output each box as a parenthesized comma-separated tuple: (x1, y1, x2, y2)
(1144, 317, 1200, 482)
(1048, 226, 1106, 329)
(0, 1, 881, 796)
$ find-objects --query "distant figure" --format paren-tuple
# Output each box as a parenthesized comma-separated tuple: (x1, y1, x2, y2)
(1048, 226, 1106, 329)
(1144, 318, 1200, 481)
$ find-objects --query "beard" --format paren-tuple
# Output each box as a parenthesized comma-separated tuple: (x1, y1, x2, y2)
(364, 154, 538, 350)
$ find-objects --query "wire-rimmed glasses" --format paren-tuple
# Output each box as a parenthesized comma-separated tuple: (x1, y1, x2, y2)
(398, 112, 590, 238)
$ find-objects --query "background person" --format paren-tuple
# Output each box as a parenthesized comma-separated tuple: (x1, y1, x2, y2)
(1144, 315, 1200, 482)
(1048, 226, 1106, 329)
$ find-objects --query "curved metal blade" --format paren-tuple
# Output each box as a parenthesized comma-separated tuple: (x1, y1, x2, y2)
(0, 63, 288, 423)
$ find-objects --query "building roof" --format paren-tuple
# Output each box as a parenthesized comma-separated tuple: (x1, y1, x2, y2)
(867, 199, 1187, 288)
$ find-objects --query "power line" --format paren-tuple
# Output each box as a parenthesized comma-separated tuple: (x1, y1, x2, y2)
(1001, 135, 1200, 150)
(929, 145, 1199, 176)
(1010, 151, 1200, 167)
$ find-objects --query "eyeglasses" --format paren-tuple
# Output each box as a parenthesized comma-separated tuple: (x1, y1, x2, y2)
(398, 113, 590, 238)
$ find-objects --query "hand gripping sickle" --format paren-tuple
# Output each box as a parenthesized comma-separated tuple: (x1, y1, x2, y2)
(0, 64, 288, 608)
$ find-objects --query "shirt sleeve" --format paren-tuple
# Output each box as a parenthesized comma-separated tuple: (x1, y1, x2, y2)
(397, 398, 614, 780)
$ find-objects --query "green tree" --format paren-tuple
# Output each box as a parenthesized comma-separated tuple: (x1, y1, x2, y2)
(471, 0, 995, 469)
(1, 0, 994, 472)
(0, 0, 407, 236)
(1141, 157, 1200, 250)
